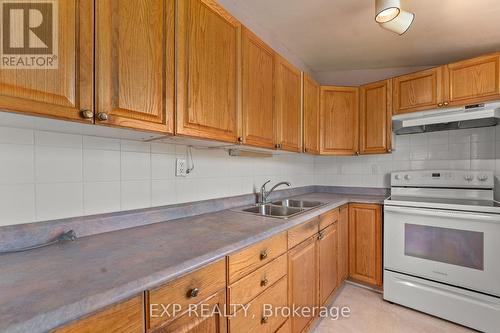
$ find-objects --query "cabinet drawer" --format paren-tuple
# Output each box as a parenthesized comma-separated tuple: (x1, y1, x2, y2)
(319, 208, 339, 230)
(228, 254, 287, 312)
(229, 276, 288, 333)
(146, 259, 226, 330)
(228, 232, 287, 283)
(288, 217, 319, 249)
(275, 319, 291, 333)
(53, 295, 144, 333)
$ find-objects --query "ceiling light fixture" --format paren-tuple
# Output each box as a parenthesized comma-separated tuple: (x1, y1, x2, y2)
(375, 0, 414, 35)
(375, 0, 401, 23)
(379, 9, 415, 35)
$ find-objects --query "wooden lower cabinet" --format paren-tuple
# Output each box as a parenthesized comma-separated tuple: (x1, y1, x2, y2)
(152, 291, 227, 333)
(318, 223, 338, 305)
(146, 259, 226, 331)
(288, 236, 318, 333)
(337, 205, 349, 283)
(348, 203, 382, 287)
(229, 277, 288, 333)
(52, 295, 144, 333)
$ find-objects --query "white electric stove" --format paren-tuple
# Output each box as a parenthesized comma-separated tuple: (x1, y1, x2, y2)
(383, 170, 500, 333)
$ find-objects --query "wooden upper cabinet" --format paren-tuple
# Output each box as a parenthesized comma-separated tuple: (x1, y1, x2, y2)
(275, 55, 302, 152)
(0, 0, 93, 122)
(393, 67, 444, 115)
(303, 74, 320, 154)
(320, 86, 359, 155)
(95, 0, 175, 133)
(359, 79, 392, 154)
(241, 28, 276, 149)
(176, 0, 241, 143)
(446, 53, 500, 106)
(348, 203, 382, 288)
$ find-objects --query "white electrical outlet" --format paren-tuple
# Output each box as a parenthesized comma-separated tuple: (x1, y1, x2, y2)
(176, 158, 187, 177)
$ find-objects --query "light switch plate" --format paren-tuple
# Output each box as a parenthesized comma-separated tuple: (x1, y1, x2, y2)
(176, 158, 187, 177)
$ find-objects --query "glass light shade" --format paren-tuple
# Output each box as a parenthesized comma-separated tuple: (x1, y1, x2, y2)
(379, 10, 415, 35)
(375, 0, 401, 23)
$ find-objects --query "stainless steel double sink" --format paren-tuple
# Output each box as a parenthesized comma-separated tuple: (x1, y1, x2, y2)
(233, 199, 326, 219)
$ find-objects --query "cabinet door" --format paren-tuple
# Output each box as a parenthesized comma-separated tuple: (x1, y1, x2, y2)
(95, 0, 175, 133)
(447, 53, 500, 106)
(320, 86, 359, 155)
(275, 55, 302, 152)
(359, 80, 392, 154)
(393, 67, 444, 114)
(154, 291, 226, 333)
(53, 295, 144, 333)
(288, 236, 318, 333)
(348, 204, 382, 287)
(241, 28, 275, 149)
(177, 0, 240, 143)
(338, 205, 349, 283)
(303, 74, 320, 154)
(318, 224, 338, 305)
(0, 0, 93, 122)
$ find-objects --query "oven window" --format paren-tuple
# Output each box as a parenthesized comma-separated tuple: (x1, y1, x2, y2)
(405, 224, 484, 270)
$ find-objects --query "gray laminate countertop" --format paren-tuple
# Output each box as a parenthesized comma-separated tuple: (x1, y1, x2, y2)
(0, 192, 385, 333)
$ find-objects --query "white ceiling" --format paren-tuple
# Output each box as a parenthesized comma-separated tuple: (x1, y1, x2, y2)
(230, 0, 500, 73)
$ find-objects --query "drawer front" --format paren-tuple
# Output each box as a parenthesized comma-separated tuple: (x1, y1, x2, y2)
(53, 295, 144, 333)
(288, 217, 319, 249)
(319, 208, 339, 230)
(147, 259, 226, 330)
(275, 319, 291, 333)
(228, 232, 287, 283)
(228, 254, 287, 311)
(229, 276, 288, 333)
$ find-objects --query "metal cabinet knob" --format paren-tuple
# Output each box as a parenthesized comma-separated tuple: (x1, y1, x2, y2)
(96, 112, 109, 121)
(260, 250, 268, 260)
(318, 232, 324, 240)
(237, 137, 243, 144)
(443, 101, 449, 106)
(80, 109, 93, 119)
(261, 277, 269, 287)
(188, 288, 199, 298)
(438, 102, 444, 107)
(261, 316, 269, 324)
(387, 148, 392, 153)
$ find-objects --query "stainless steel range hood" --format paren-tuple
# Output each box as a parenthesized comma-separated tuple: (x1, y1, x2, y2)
(392, 101, 500, 135)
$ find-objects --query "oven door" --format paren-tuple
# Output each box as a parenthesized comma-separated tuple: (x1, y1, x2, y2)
(384, 205, 500, 297)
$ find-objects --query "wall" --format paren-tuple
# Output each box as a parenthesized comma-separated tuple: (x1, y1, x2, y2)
(2, 125, 500, 226)
(313, 66, 432, 86)
(315, 126, 500, 197)
(0, 126, 314, 226)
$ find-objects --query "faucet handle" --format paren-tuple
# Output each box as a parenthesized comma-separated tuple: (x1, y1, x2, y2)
(261, 180, 271, 191)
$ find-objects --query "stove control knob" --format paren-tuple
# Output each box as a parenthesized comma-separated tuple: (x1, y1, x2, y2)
(404, 174, 411, 180)
(478, 175, 489, 182)
(394, 174, 401, 180)
(464, 175, 474, 182)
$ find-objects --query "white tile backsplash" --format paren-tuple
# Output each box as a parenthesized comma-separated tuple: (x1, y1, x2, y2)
(2, 125, 500, 226)
(35, 183, 83, 221)
(314, 128, 500, 198)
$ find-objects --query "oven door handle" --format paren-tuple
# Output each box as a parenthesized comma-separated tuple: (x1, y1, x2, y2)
(385, 205, 500, 223)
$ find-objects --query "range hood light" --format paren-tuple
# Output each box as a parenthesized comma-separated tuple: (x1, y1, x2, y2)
(375, 0, 401, 23)
(379, 10, 415, 35)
